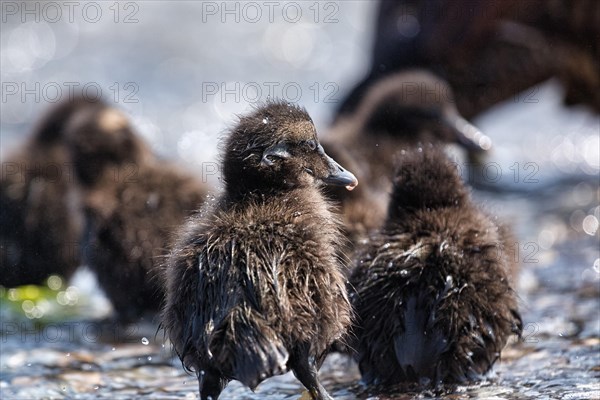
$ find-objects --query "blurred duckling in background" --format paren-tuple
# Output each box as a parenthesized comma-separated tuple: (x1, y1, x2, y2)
(349, 145, 522, 387)
(65, 103, 208, 322)
(162, 100, 357, 400)
(322, 70, 490, 248)
(1, 97, 102, 287)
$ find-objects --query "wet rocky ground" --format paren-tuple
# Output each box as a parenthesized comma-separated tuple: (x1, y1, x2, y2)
(1, 2, 599, 399)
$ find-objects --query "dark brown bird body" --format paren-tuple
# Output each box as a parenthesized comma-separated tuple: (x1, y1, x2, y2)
(349, 146, 522, 386)
(338, 0, 600, 119)
(65, 105, 207, 321)
(162, 101, 357, 400)
(0, 98, 101, 287)
(323, 70, 488, 248)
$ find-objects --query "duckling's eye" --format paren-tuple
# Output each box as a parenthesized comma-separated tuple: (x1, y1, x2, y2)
(306, 140, 317, 151)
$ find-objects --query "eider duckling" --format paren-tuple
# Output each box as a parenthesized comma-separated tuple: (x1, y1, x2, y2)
(0, 97, 101, 287)
(322, 70, 490, 248)
(162, 100, 357, 400)
(65, 104, 208, 322)
(349, 145, 522, 386)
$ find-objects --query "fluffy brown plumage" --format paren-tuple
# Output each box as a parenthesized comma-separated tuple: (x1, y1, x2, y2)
(162, 100, 357, 400)
(0, 98, 102, 287)
(349, 145, 522, 386)
(65, 105, 208, 322)
(323, 70, 488, 248)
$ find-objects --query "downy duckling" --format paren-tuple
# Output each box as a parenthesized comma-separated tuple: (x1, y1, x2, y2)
(65, 104, 208, 322)
(0, 97, 101, 287)
(349, 145, 522, 386)
(323, 70, 489, 248)
(162, 100, 357, 400)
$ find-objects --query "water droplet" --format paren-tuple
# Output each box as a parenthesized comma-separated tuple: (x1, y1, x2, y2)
(62, 386, 66, 391)
(26, 363, 31, 367)
(47, 275, 62, 290)
(147, 356, 152, 361)
(205, 319, 214, 334)
(262, 118, 268, 124)
(400, 270, 409, 276)
(582, 215, 599, 235)
(94, 386, 99, 390)
(141, 337, 149, 345)
(111, 347, 116, 351)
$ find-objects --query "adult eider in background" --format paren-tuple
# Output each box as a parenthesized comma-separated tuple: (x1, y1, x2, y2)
(162, 100, 357, 400)
(65, 104, 208, 322)
(349, 145, 522, 387)
(337, 0, 599, 119)
(0, 97, 101, 287)
(322, 70, 489, 248)
(528, 0, 600, 110)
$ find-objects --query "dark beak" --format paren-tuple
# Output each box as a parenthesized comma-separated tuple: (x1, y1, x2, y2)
(442, 112, 492, 152)
(318, 144, 358, 191)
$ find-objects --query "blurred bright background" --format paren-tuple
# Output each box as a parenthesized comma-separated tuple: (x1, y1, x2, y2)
(1, 1, 375, 167)
(1, 1, 597, 187)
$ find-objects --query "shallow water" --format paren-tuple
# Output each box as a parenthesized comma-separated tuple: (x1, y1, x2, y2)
(1, 2, 599, 399)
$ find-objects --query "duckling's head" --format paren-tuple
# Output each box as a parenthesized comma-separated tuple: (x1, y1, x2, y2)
(222, 100, 358, 196)
(65, 105, 148, 185)
(32, 95, 104, 144)
(357, 70, 491, 152)
(388, 145, 468, 218)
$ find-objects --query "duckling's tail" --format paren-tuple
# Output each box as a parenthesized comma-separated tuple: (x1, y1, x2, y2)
(211, 307, 289, 390)
(393, 295, 450, 385)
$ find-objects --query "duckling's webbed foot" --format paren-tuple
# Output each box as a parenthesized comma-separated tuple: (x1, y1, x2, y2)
(289, 344, 333, 400)
(198, 370, 228, 400)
